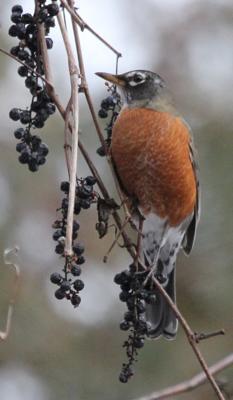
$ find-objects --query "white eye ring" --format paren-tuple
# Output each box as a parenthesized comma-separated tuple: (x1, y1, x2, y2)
(128, 73, 146, 86)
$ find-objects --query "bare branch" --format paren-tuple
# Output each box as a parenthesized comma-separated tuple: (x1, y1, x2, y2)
(0, 247, 20, 341)
(60, 0, 122, 57)
(57, 10, 80, 257)
(133, 353, 233, 400)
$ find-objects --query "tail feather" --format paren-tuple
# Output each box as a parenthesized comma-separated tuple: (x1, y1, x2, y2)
(146, 269, 178, 339)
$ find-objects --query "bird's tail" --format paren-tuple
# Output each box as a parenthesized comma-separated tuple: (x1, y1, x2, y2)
(146, 268, 178, 339)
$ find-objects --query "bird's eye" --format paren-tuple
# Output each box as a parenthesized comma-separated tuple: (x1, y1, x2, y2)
(133, 74, 143, 83)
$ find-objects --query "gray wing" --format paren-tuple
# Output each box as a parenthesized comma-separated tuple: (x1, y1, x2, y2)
(182, 136, 200, 255)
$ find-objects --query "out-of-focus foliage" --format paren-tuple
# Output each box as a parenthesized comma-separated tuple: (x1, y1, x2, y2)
(0, 1, 232, 399)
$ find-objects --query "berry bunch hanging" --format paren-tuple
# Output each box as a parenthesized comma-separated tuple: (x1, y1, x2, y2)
(8, 2, 59, 172)
(97, 84, 121, 156)
(114, 263, 157, 382)
(50, 176, 97, 307)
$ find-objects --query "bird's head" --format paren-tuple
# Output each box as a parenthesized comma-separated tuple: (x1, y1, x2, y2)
(96, 70, 169, 108)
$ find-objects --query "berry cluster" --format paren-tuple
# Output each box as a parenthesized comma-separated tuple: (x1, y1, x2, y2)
(97, 85, 121, 156)
(51, 176, 97, 306)
(9, 2, 58, 171)
(114, 263, 154, 383)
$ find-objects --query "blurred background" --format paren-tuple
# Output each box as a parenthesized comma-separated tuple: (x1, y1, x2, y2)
(0, 0, 233, 399)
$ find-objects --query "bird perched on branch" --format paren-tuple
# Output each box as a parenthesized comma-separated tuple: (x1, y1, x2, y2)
(96, 70, 200, 339)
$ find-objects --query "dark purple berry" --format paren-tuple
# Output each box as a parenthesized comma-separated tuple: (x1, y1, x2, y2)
(120, 320, 130, 331)
(98, 109, 108, 118)
(9, 25, 18, 37)
(20, 111, 31, 124)
(60, 280, 71, 291)
(50, 272, 62, 284)
(73, 279, 84, 291)
(9, 108, 21, 121)
(53, 229, 62, 241)
(18, 65, 28, 77)
(21, 13, 33, 24)
(73, 243, 84, 256)
(71, 293, 81, 307)
(84, 176, 97, 186)
(38, 143, 49, 156)
(55, 288, 66, 300)
(47, 3, 59, 16)
(60, 181, 69, 193)
(75, 256, 85, 265)
(11, 12, 22, 23)
(55, 243, 64, 255)
(28, 158, 38, 172)
(12, 5, 23, 13)
(10, 46, 20, 56)
(14, 128, 24, 139)
(46, 37, 53, 49)
(18, 151, 29, 164)
(71, 265, 81, 276)
(16, 142, 27, 153)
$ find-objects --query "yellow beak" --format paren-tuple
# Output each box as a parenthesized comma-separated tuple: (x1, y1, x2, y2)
(95, 72, 126, 87)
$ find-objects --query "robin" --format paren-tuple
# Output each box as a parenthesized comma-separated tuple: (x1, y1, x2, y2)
(96, 70, 200, 339)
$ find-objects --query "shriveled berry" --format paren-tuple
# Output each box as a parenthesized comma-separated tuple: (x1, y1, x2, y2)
(50, 272, 62, 284)
(73, 279, 84, 291)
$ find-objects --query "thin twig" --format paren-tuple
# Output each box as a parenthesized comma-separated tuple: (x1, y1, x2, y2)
(0, 47, 51, 86)
(148, 272, 225, 400)
(133, 353, 233, 400)
(0, 247, 20, 341)
(57, 10, 80, 257)
(60, 0, 122, 57)
(194, 329, 225, 343)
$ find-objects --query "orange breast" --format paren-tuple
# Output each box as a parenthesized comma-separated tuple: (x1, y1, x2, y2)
(111, 108, 196, 226)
